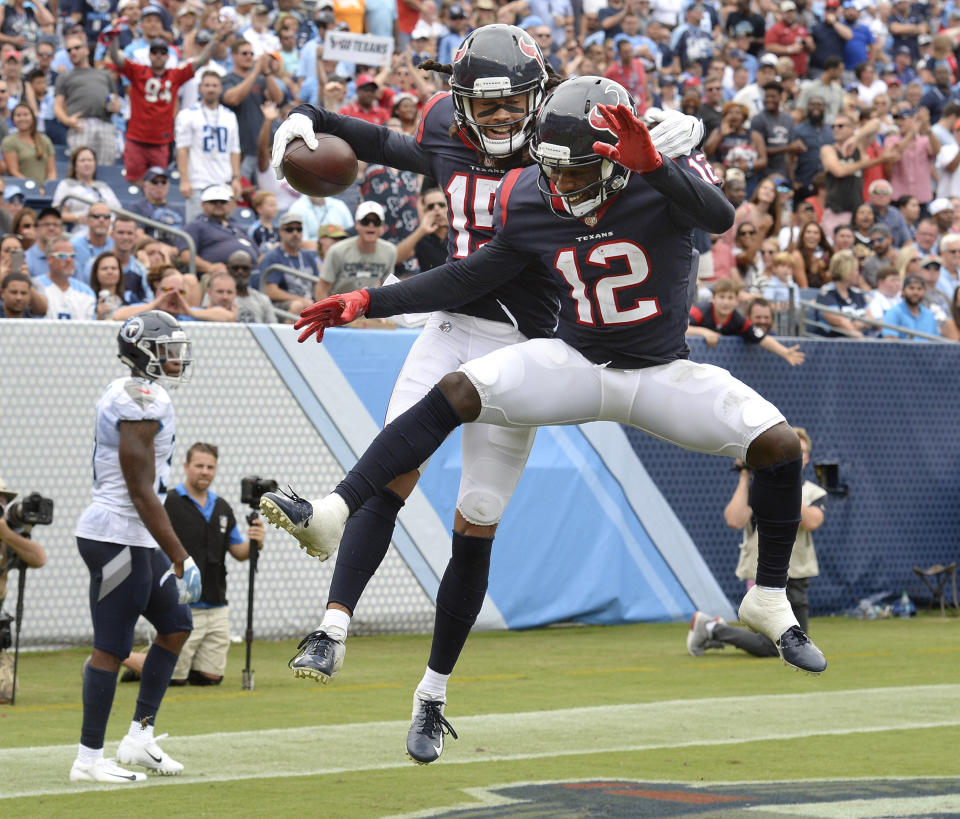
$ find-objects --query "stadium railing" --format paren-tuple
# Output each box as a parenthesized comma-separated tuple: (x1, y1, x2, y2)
(260, 262, 316, 322)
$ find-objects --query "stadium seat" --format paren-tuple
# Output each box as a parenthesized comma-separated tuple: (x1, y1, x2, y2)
(232, 206, 257, 232)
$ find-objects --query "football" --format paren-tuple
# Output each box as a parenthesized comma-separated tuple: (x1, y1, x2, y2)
(281, 133, 358, 197)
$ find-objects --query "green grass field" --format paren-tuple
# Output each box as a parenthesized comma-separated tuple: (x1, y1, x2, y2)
(2, 614, 959, 817)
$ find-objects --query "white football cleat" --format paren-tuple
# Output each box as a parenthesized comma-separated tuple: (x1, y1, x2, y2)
(116, 731, 184, 775)
(259, 489, 349, 561)
(69, 756, 146, 783)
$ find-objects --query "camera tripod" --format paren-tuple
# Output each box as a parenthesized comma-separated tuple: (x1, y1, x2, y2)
(4, 550, 27, 706)
(241, 509, 262, 691)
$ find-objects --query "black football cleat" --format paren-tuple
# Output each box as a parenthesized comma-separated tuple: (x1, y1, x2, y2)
(288, 630, 345, 683)
(776, 625, 827, 675)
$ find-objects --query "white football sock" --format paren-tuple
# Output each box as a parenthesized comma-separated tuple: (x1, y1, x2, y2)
(417, 667, 450, 700)
(320, 608, 351, 642)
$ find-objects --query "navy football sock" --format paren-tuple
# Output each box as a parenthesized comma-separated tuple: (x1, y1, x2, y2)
(428, 532, 493, 675)
(133, 643, 179, 726)
(336, 386, 462, 513)
(751, 457, 802, 588)
(80, 664, 119, 750)
(328, 488, 405, 612)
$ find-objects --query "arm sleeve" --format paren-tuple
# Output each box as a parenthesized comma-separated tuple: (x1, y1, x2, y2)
(366, 236, 533, 318)
(290, 103, 432, 176)
(643, 156, 736, 233)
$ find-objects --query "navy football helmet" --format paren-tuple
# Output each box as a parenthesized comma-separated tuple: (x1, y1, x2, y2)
(529, 76, 635, 219)
(450, 24, 548, 159)
(117, 310, 193, 389)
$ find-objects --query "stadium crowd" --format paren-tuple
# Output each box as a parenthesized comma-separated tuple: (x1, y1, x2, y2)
(0, 0, 958, 340)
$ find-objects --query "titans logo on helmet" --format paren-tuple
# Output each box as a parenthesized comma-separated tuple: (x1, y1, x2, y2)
(121, 316, 144, 343)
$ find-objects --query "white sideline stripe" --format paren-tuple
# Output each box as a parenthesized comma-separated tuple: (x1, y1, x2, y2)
(2, 685, 958, 800)
(752, 795, 960, 817)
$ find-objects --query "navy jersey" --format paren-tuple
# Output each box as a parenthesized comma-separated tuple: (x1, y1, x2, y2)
(689, 301, 765, 343)
(291, 98, 560, 339)
(367, 153, 735, 369)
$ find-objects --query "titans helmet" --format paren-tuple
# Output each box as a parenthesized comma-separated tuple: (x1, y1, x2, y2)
(529, 76, 635, 219)
(450, 24, 548, 159)
(117, 310, 193, 389)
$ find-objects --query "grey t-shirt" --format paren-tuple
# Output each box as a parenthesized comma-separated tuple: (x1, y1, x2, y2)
(321, 237, 398, 294)
(54, 68, 114, 121)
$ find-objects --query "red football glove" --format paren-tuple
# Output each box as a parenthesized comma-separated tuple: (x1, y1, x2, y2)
(592, 103, 663, 175)
(294, 289, 370, 343)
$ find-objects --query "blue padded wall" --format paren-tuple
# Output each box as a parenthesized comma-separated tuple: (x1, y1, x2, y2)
(625, 337, 960, 615)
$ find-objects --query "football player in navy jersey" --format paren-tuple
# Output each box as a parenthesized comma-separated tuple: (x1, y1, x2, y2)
(262, 25, 706, 764)
(283, 77, 827, 755)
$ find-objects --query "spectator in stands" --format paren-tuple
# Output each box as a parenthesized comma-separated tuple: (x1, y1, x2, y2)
(260, 212, 317, 316)
(918, 63, 960, 125)
(182, 184, 260, 281)
(935, 232, 960, 301)
(315, 223, 347, 260)
(861, 224, 897, 288)
(317, 200, 396, 298)
(918, 255, 950, 326)
(733, 53, 778, 117)
(0, 232, 43, 313)
(764, 1, 812, 78)
(114, 264, 236, 322)
(778, 198, 816, 252)
(249, 190, 279, 255)
(436, 4, 470, 64)
(11, 206, 34, 250)
(793, 97, 830, 191)
(90, 251, 126, 320)
(72, 203, 115, 281)
(53, 33, 121, 166)
(687, 426, 824, 659)
(104, 215, 150, 304)
(852, 202, 877, 250)
(38, 233, 96, 320)
(941, 284, 960, 341)
(703, 101, 766, 188)
(339, 71, 395, 126)
(866, 179, 910, 247)
(884, 104, 938, 210)
(762, 250, 801, 310)
(176, 70, 241, 221)
(605, 35, 648, 112)
(287, 191, 354, 247)
(725, 0, 765, 57)
(226, 249, 275, 323)
(395, 186, 448, 275)
(243, 4, 280, 57)
(0, 0, 53, 51)
(25, 204, 61, 277)
(109, 25, 225, 184)
(687, 278, 806, 366)
(745, 297, 775, 334)
(816, 249, 869, 337)
(881, 273, 939, 340)
(127, 167, 185, 245)
(51, 146, 122, 230)
(0, 270, 39, 317)
(222, 41, 284, 182)
(2, 103, 54, 184)
(203, 269, 240, 318)
(866, 264, 904, 321)
(178, 29, 229, 109)
(913, 216, 940, 255)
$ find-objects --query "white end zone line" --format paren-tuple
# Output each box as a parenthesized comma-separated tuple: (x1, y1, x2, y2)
(2, 685, 959, 800)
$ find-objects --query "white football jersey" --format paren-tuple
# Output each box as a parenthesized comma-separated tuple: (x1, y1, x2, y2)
(174, 103, 240, 190)
(75, 376, 176, 548)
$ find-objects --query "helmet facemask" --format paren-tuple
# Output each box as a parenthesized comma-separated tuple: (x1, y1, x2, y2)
(138, 335, 193, 390)
(532, 143, 632, 219)
(454, 79, 544, 159)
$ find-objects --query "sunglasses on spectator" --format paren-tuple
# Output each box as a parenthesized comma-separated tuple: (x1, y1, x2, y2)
(66, 45, 85, 52)
(281, 225, 303, 232)
(359, 216, 382, 226)
(51, 251, 76, 259)
(150, 47, 169, 54)
(89, 213, 111, 220)
(148, 177, 169, 184)
(237, 50, 254, 57)
(159, 285, 186, 294)
(230, 264, 252, 271)
(739, 228, 757, 235)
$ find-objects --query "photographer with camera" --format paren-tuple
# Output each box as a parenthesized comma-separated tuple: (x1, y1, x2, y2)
(162, 443, 266, 687)
(0, 479, 48, 705)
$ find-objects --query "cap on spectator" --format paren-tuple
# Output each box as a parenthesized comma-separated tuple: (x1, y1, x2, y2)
(448, 4, 466, 18)
(228, 249, 254, 267)
(278, 212, 304, 227)
(149, 37, 170, 50)
(37, 205, 61, 221)
(725, 167, 746, 184)
(868, 179, 893, 194)
(317, 0, 335, 8)
(318, 224, 348, 238)
(392, 91, 417, 107)
(177, 5, 197, 16)
(142, 5, 164, 17)
(118, 0, 140, 8)
(195, 28, 213, 43)
(201, 184, 234, 202)
(356, 201, 386, 221)
(759, 53, 779, 67)
(475, 0, 495, 9)
(355, 73, 378, 89)
(253, 3, 269, 14)
(236, 0, 255, 5)
(144, 166, 169, 182)
(0, 477, 17, 502)
(518, 14, 545, 29)
(895, 45, 911, 57)
(824, 0, 839, 6)
(918, 34, 932, 45)
(780, 1, 796, 10)
(869, 223, 892, 237)
(920, 255, 942, 268)
(928, 197, 953, 215)
(4, 186, 23, 201)
(315, 9, 335, 24)
(903, 273, 926, 288)
(841, 0, 856, 7)
(728, 48, 747, 61)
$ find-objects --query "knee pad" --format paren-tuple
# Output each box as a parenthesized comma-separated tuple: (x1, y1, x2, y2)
(457, 488, 505, 527)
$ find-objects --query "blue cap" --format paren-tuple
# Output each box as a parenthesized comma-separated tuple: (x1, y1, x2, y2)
(728, 48, 747, 61)
(518, 14, 545, 29)
(4, 185, 23, 201)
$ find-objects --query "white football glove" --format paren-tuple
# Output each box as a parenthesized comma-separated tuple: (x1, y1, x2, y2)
(645, 108, 705, 160)
(161, 556, 202, 604)
(271, 112, 318, 181)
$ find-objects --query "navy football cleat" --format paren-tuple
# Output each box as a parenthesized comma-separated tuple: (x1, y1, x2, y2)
(775, 626, 827, 675)
(739, 585, 826, 674)
(288, 630, 345, 683)
(259, 488, 348, 561)
(406, 694, 458, 765)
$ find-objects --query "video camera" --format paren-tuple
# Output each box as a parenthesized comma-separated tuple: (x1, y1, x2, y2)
(4, 493, 54, 530)
(240, 476, 278, 509)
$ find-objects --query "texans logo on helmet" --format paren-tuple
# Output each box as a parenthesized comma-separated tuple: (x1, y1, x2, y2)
(518, 34, 545, 68)
(588, 104, 616, 135)
(453, 42, 468, 63)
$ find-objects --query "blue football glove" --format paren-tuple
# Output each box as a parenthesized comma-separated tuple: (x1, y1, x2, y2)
(162, 556, 201, 604)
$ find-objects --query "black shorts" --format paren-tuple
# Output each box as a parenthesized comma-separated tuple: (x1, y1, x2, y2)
(77, 537, 193, 660)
